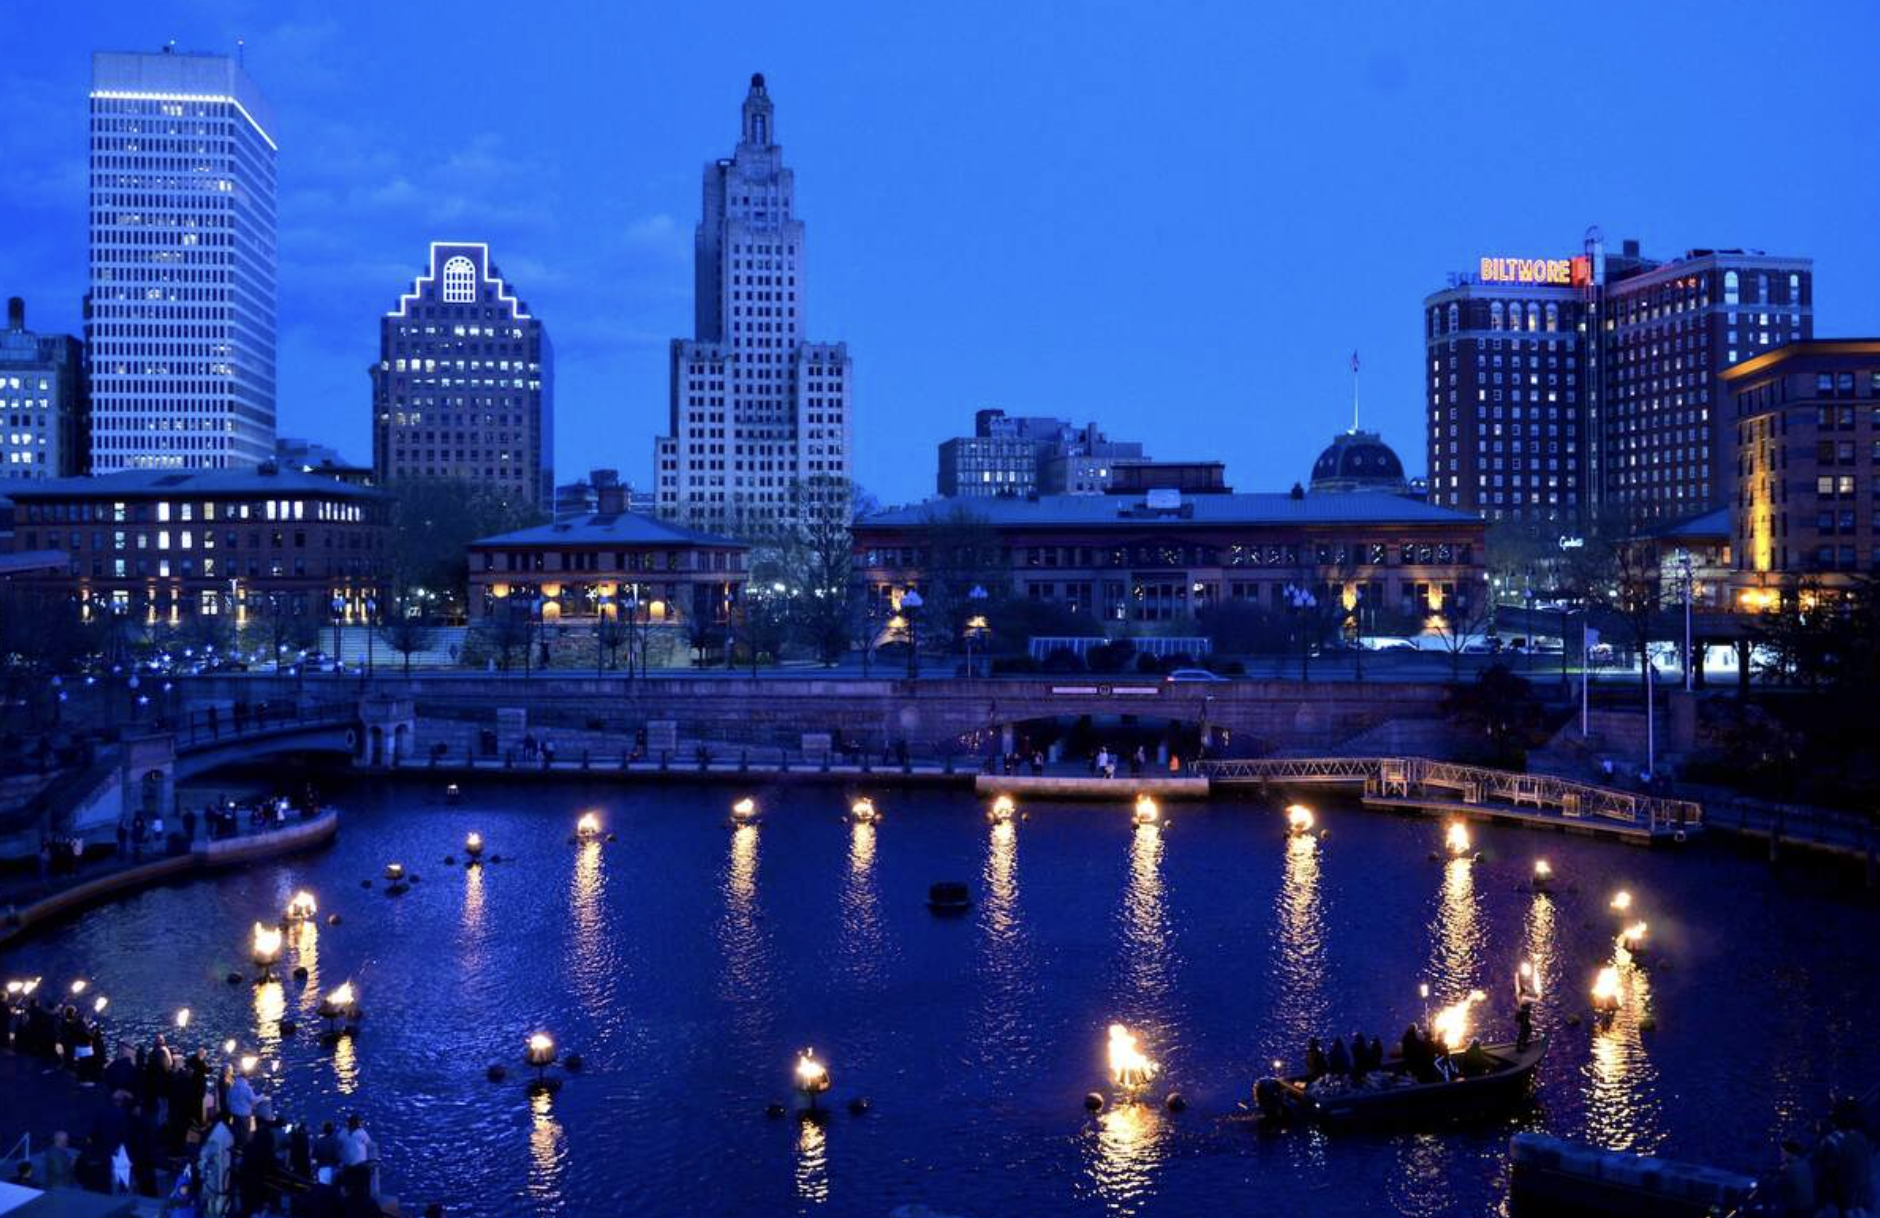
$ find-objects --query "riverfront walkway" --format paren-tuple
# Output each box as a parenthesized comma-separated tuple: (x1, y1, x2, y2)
(0, 812, 338, 946)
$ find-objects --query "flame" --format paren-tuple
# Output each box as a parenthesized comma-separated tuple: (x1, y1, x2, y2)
(731, 798, 757, 821)
(795, 1049, 829, 1090)
(1445, 822, 1472, 856)
(92, 996, 109, 1014)
(69, 979, 88, 996)
(1534, 859, 1552, 879)
(1286, 804, 1315, 833)
(1517, 959, 1542, 999)
(466, 832, 483, 850)
(22, 978, 39, 996)
(385, 862, 404, 879)
(239, 1054, 259, 1075)
(1592, 965, 1623, 1009)
(3, 981, 20, 995)
(287, 891, 317, 919)
(576, 813, 601, 837)
(529, 1032, 554, 1054)
(1432, 990, 1488, 1051)
(1107, 1023, 1159, 1091)
(1133, 795, 1160, 826)
(1619, 921, 1648, 947)
(223, 1038, 237, 1055)
(175, 1008, 191, 1029)
(326, 982, 354, 1007)
(252, 922, 283, 961)
(1610, 890, 1633, 913)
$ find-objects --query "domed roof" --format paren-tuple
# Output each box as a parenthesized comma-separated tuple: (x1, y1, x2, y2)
(1309, 429, 1408, 494)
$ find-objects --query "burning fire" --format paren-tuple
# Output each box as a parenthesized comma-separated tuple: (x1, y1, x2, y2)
(465, 832, 484, 853)
(988, 794, 1016, 824)
(69, 979, 87, 996)
(286, 891, 318, 920)
(1445, 822, 1472, 856)
(1432, 990, 1488, 1051)
(1516, 959, 1542, 1000)
(252, 922, 283, 963)
(175, 1008, 191, 1029)
(1133, 795, 1160, 826)
(731, 798, 758, 822)
(850, 798, 876, 821)
(1286, 804, 1315, 834)
(1592, 966, 1623, 1011)
(576, 813, 601, 838)
(1609, 890, 1633, 913)
(529, 1032, 553, 1054)
(795, 1049, 831, 1094)
(1107, 1023, 1159, 1092)
(239, 1054, 259, 1075)
(223, 1039, 237, 1055)
(1617, 922, 1649, 958)
(327, 982, 355, 1008)
(92, 996, 108, 1014)
(1533, 859, 1552, 880)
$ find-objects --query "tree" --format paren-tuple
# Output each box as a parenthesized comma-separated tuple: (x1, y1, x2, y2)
(731, 593, 790, 674)
(379, 612, 439, 676)
(1428, 592, 1492, 683)
(1443, 663, 1543, 768)
(1196, 598, 1289, 657)
(165, 611, 236, 663)
(471, 601, 533, 672)
(592, 614, 629, 675)
(249, 598, 323, 669)
(916, 504, 1006, 661)
(788, 477, 863, 666)
(385, 478, 545, 620)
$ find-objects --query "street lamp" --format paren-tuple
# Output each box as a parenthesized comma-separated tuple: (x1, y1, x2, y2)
(530, 596, 546, 677)
(597, 593, 616, 678)
(622, 593, 640, 681)
(1678, 551, 1694, 693)
(900, 589, 924, 679)
(965, 585, 989, 678)
(1283, 583, 1318, 682)
(363, 597, 377, 676)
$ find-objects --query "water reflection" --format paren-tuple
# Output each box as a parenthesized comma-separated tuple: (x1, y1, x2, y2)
(1120, 824, 1172, 1004)
(331, 1030, 358, 1095)
(1269, 833, 1328, 1069)
(1428, 857, 1483, 1001)
(289, 921, 319, 1021)
(717, 824, 774, 1052)
(252, 980, 284, 1054)
(975, 820, 1033, 1076)
(527, 1087, 566, 1205)
(1584, 959, 1662, 1152)
(568, 841, 610, 1013)
(1522, 892, 1558, 1023)
(462, 858, 486, 937)
(795, 1118, 829, 1205)
(1084, 1100, 1165, 1216)
(839, 824, 886, 989)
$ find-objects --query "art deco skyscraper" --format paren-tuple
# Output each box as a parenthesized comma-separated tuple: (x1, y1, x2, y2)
(87, 49, 277, 471)
(655, 73, 852, 536)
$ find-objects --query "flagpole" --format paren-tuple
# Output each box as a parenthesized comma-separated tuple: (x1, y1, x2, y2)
(1581, 617, 1590, 737)
(1350, 351, 1360, 433)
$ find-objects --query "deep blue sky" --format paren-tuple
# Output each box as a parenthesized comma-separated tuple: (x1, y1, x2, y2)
(6, 1, 1879, 506)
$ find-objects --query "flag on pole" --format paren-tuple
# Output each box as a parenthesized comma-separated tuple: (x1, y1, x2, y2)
(1351, 350, 1360, 373)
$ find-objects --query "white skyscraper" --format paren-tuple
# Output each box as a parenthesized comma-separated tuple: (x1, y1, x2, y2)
(87, 49, 277, 471)
(655, 73, 852, 537)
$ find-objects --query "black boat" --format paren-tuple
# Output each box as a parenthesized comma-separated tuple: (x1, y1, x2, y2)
(1258, 1034, 1548, 1128)
(926, 881, 972, 914)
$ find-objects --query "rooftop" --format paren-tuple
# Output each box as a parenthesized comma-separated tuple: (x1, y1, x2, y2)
(3, 465, 384, 501)
(1720, 338, 1880, 381)
(472, 512, 744, 549)
(860, 491, 1478, 530)
(1643, 507, 1729, 541)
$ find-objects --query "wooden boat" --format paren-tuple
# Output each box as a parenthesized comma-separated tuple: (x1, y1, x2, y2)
(926, 881, 972, 914)
(1261, 1034, 1548, 1128)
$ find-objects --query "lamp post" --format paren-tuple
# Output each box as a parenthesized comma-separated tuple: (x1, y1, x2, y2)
(1284, 583, 1317, 682)
(597, 593, 615, 678)
(965, 585, 988, 678)
(330, 594, 345, 669)
(622, 593, 639, 682)
(900, 589, 923, 679)
(1678, 551, 1694, 693)
(530, 596, 546, 677)
(364, 597, 377, 676)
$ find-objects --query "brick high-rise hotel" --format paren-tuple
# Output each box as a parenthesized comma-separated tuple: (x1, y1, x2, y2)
(1424, 233, 1811, 528)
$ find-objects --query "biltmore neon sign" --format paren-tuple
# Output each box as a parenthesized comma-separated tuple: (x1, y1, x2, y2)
(1479, 256, 1592, 287)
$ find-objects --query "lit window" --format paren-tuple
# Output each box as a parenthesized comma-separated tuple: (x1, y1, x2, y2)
(442, 256, 476, 303)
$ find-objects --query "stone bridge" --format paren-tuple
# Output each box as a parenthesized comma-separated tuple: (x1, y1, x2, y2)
(168, 674, 1452, 760)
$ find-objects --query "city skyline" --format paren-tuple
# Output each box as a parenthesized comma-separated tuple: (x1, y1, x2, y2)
(4, 2, 1879, 504)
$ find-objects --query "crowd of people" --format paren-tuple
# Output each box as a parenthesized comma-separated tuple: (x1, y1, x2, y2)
(3, 990, 411, 1216)
(1767, 1097, 1877, 1218)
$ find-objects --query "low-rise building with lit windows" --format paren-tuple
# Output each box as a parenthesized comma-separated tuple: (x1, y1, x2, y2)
(467, 482, 746, 624)
(854, 488, 1485, 629)
(1, 463, 388, 623)
(1723, 339, 1880, 607)
(0, 297, 87, 480)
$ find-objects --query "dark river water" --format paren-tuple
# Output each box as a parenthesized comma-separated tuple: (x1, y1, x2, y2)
(5, 779, 1877, 1216)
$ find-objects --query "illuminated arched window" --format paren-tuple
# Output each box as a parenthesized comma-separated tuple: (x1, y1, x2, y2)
(1447, 302, 1459, 332)
(1526, 303, 1540, 332)
(1490, 302, 1504, 330)
(1545, 302, 1559, 332)
(1723, 270, 1739, 305)
(442, 256, 477, 303)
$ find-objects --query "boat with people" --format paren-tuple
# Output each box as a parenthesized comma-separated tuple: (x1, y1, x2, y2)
(1253, 1034, 1548, 1129)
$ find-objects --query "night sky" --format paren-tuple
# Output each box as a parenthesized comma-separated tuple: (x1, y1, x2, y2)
(5, 0, 1878, 506)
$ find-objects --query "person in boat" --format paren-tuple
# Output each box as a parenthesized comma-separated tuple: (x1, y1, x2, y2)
(1515, 1002, 1534, 1051)
(1402, 1025, 1439, 1083)
(1457, 1038, 1497, 1078)
(1368, 1036, 1385, 1074)
(1327, 1037, 1351, 1078)
(1348, 1031, 1369, 1080)
(1304, 1037, 1327, 1080)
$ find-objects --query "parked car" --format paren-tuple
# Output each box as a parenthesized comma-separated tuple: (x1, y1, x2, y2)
(1164, 668, 1227, 683)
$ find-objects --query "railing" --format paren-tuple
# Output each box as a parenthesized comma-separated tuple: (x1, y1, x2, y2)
(1194, 756, 1703, 833)
(174, 701, 357, 751)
